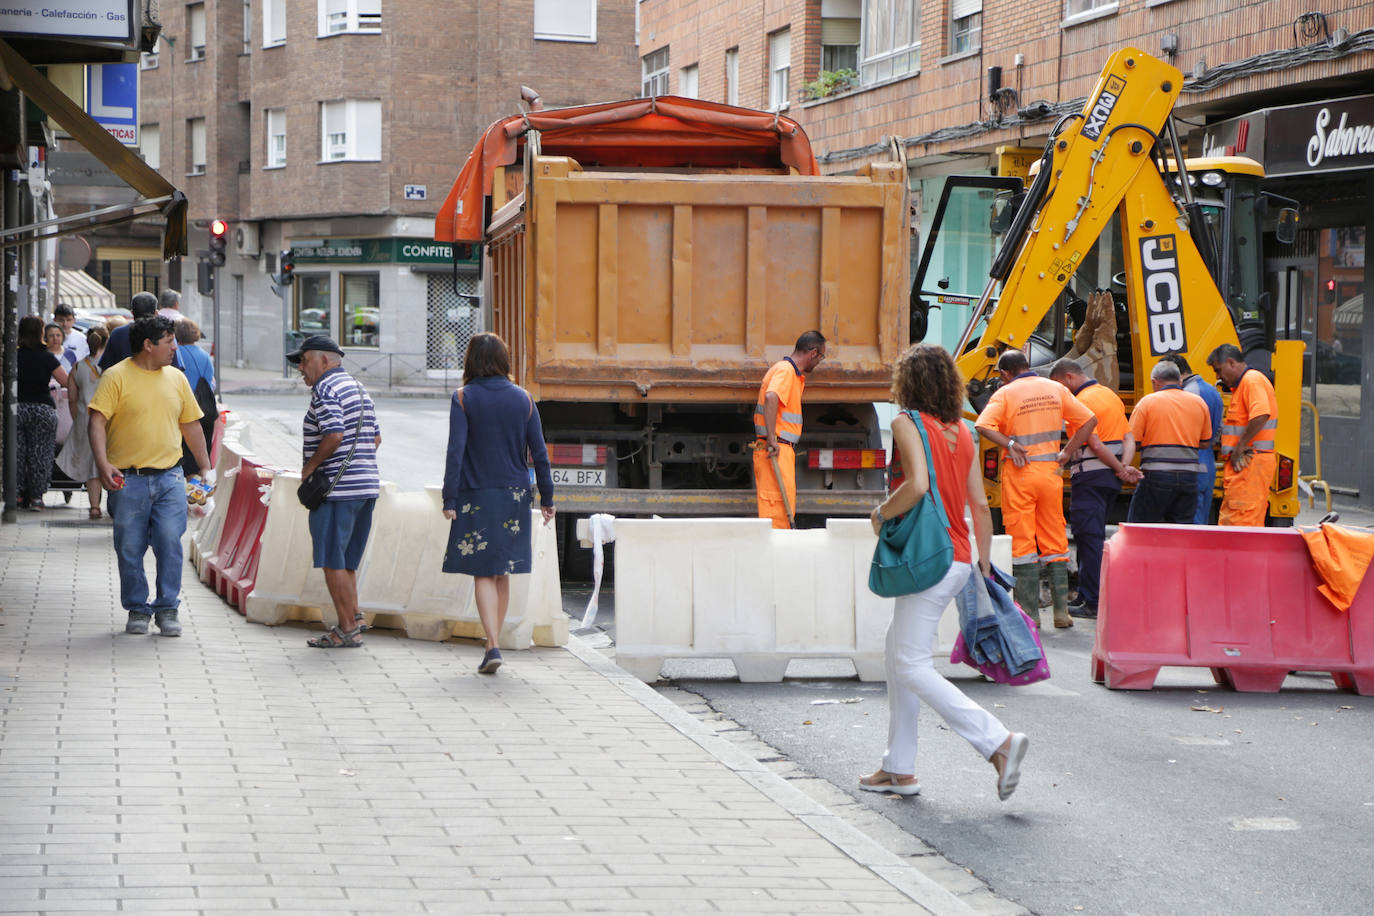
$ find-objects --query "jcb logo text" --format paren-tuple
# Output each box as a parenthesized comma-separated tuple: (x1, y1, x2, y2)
(1082, 75, 1126, 141)
(1140, 235, 1187, 356)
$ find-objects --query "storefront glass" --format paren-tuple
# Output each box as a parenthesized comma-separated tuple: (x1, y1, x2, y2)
(341, 273, 380, 348)
(295, 275, 331, 334)
(1313, 226, 1364, 418)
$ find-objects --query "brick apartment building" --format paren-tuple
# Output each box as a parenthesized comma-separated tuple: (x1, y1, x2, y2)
(639, 0, 1374, 499)
(129, 0, 638, 377)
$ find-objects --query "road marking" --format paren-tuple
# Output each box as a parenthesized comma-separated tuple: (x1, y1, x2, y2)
(1229, 817, 1299, 831)
(1173, 736, 1232, 746)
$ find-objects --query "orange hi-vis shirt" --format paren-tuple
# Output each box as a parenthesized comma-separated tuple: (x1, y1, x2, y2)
(1067, 380, 1128, 477)
(1130, 385, 1214, 473)
(1219, 367, 1278, 461)
(976, 372, 1094, 473)
(754, 358, 805, 446)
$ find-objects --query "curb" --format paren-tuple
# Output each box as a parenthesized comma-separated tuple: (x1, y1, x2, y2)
(563, 633, 979, 916)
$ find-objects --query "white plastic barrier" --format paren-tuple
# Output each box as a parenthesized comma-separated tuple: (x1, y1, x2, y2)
(612, 516, 1011, 682)
(245, 480, 566, 648)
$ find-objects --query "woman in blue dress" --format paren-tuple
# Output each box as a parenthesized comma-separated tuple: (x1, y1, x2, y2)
(441, 333, 555, 673)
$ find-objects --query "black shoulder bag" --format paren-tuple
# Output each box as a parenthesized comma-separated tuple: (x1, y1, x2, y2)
(298, 395, 368, 511)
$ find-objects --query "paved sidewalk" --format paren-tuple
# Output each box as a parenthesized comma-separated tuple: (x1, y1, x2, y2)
(0, 505, 975, 915)
(218, 365, 447, 399)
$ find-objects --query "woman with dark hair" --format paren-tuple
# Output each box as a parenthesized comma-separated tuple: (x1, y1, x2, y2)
(441, 332, 555, 674)
(15, 315, 68, 510)
(858, 343, 1029, 801)
(58, 325, 109, 519)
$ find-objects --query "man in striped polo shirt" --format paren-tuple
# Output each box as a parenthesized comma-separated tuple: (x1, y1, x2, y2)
(289, 336, 382, 648)
(1126, 360, 1213, 524)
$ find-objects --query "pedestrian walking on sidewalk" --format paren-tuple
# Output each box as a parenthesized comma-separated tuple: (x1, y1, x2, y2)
(15, 315, 69, 511)
(88, 316, 212, 636)
(441, 332, 555, 674)
(57, 325, 109, 519)
(289, 335, 381, 649)
(859, 344, 1029, 801)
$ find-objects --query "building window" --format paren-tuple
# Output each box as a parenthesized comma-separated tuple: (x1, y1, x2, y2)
(642, 46, 669, 98)
(187, 118, 206, 176)
(188, 3, 206, 61)
(725, 47, 739, 106)
(861, 0, 920, 84)
(243, 0, 252, 53)
(950, 1, 981, 54)
(140, 124, 160, 169)
(534, 0, 596, 42)
(319, 0, 381, 36)
(139, 50, 159, 69)
(320, 99, 382, 162)
(679, 64, 698, 99)
(821, 10, 860, 73)
(1065, 0, 1117, 17)
(341, 273, 381, 348)
(296, 274, 331, 334)
(768, 29, 790, 111)
(263, 0, 286, 46)
(265, 108, 286, 168)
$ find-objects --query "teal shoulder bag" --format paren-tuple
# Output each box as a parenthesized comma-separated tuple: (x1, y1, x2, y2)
(868, 409, 956, 597)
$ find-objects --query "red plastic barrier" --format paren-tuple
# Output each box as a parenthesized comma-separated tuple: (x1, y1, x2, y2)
(209, 410, 229, 466)
(205, 457, 271, 616)
(1093, 523, 1374, 695)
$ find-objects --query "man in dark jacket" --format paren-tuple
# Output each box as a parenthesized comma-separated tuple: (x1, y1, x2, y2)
(99, 292, 158, 369)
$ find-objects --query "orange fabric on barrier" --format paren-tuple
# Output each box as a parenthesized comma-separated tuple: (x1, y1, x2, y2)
(754, 443, 795, 530)
(1299, 524, 1374, 612)
(1218, 451, 1274, 527)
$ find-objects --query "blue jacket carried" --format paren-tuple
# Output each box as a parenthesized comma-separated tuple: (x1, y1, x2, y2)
(954, 564, 1043, 676)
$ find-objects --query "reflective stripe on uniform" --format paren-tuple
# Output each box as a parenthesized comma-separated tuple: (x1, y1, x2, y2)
(780, 411, 803, 424)
(777, 429, 800, 445)
(1140, 444, 1205, 472)
(1026, 454, 1059, 462)
(1070, 439, 1123, 477)
(1012, 552, 1040, 565)
(1016, 429, 1061, 446)
(1042, 551, 1070, 563)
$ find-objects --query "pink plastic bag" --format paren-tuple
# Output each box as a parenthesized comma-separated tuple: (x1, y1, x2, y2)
(950, 608, 1052, 686)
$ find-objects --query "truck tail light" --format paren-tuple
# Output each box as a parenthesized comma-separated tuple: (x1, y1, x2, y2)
(1275, 455, 1294, 491)
(983, 448, 1000, 481)
(807, 448, 888, 470)
(547, 444, 609, 466)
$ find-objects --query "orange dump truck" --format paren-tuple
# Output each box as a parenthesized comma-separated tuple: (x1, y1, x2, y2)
(435, 97, 909, 550)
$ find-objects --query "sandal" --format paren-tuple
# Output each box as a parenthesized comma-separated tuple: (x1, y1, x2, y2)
(858, 770, 921, 796)
(354, 614, 370, 633)
(306, 626, 363, 649)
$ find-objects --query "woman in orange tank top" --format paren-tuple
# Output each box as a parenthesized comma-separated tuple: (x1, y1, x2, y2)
(859, 344, 1030, 802)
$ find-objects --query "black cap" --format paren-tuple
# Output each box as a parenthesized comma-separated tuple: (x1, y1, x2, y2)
(286, 334, 344, 364)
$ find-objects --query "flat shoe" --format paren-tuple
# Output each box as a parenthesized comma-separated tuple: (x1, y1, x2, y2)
(996, 733, 1029, 801)
(858, 772, 921, 796)
(477, 648, 503, 674)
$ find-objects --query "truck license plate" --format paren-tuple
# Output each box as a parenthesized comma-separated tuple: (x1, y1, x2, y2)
(552, 468, 605, 486)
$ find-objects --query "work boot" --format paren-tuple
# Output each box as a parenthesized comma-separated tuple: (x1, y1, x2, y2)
(1013, 570, 1042, 630)
(154, 610, 182, 637)
(1049, 563, 1073, 629)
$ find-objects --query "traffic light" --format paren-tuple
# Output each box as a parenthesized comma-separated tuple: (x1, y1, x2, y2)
(279, 248, 295, 286)
(197, 259, 214, 295)
(208, 219, 228, 267)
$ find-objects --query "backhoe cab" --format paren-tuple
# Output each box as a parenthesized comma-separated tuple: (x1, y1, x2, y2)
(912, 47, 1303, 523)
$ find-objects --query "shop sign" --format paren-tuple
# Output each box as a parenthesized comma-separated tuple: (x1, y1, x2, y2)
(289, 237, 481, 264)
(1203, 94, 1374, 178)
(0, 1, 137, 45)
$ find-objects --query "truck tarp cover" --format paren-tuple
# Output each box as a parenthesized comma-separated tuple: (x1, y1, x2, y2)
(435, 96, 819, 244)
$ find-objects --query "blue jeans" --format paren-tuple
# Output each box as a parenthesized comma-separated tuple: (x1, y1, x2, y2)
(1194, 453, 1217, 524)
(109, 467, 188, 615)
(1128, 470, 1199, 525)
(1068, 469, 1120, 610)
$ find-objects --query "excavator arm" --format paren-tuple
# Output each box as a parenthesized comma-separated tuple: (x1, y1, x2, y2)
(955, 47, 1239, 401)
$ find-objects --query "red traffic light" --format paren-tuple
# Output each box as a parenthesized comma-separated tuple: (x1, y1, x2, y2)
(1326, 278, 1336, 291)
(210, 218, 228, 238)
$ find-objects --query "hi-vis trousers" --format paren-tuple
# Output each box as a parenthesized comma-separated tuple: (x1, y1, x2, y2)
(1002, 464, 1071, 569)
(1219, 451, 1275, 527)
(754, 442, 796, 530)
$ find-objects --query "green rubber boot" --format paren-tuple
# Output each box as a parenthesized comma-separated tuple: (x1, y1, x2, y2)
(1014, 566, 1042, 630)
(1050, 562, 1073, 628)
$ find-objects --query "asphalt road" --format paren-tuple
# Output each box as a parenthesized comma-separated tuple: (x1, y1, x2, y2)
(223, 393, 1374, 913)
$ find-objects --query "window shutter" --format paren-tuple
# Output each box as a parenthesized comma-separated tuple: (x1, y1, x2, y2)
(820, 18, 860, 46)
(950, 0, 982, 19)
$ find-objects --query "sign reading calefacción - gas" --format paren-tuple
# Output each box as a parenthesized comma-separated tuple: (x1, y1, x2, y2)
(0, 1, 137, 45)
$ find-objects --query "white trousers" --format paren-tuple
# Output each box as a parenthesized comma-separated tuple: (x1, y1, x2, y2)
(881, 561, 1011, 775)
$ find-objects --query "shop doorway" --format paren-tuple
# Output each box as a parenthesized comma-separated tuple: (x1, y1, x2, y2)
(425, 273, 481, 371)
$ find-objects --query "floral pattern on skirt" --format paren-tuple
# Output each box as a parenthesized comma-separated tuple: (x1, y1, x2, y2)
(442, 486, 534, 576)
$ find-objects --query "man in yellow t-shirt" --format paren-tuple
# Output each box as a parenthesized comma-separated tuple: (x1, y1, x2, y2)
(89, 316, 212, 637)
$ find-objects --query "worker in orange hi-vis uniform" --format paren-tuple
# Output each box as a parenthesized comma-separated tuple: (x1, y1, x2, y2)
(1206, 343, 1279, 527)
(753, 330, 827, 529)
(975, 350, 1097, 629)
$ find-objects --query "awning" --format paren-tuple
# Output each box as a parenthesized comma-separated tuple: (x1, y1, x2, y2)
(52, 267, 115, 312)
(0, 39, 187, 259)
(1334, 294, 1363, 330)
(435, 96, 819, 244)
